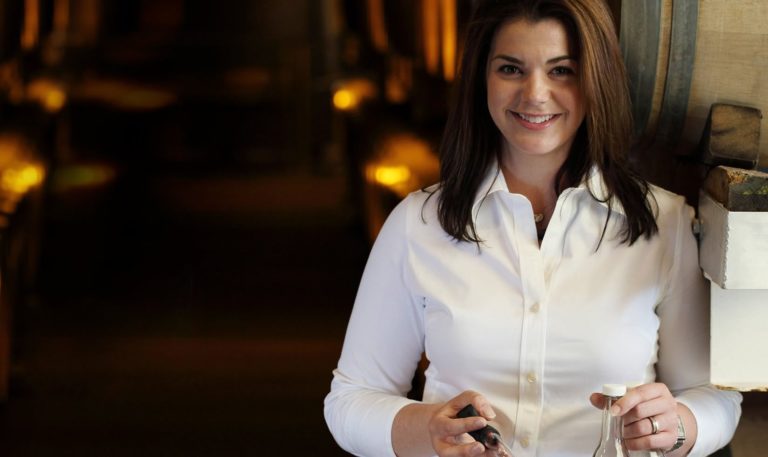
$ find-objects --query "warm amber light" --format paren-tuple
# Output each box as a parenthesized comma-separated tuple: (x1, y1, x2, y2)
(333, 89, 358, 111)
(45, 90, 66, 111)
(0, 134, 44, 200)
(21, 0, 40, 50)
(440, 0, 457, 81)
(365, 133, 439, 197)
(1, 164, 44, 194)
(374, 166, 412, 187)
(367, 0, 388, 52)
(422, 0, 440, 76)
(26, 78, 67, 112)
(331, 78, 377, 112)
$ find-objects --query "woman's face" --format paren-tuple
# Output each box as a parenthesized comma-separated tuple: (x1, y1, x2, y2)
(486, 18, 585, 164)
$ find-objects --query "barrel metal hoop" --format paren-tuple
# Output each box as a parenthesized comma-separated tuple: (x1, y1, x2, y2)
(656, 0, 698, 149)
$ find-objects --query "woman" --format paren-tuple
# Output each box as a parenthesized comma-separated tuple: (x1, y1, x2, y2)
(324, 1, 742, 456)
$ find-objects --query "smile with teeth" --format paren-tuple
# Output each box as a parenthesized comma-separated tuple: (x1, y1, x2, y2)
(512, 111, 559, 124)
(513, 112, 559, 124)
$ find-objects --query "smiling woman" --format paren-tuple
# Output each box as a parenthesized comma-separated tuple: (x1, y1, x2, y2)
(436, 0, 653, 247)
(485, 18, 586, 234)
(486, 18, 584, 198)
(324, 2, 742, 457)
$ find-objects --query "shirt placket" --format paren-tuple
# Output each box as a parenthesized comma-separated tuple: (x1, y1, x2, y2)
(508, 197, 549, 457)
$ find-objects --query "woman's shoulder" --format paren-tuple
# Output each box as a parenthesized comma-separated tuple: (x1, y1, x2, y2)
(397, 184, 441, 216)
(378, 184, 442, 238)
(646, 183, 695, 229)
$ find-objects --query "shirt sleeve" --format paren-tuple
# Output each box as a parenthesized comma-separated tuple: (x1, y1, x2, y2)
(655, 200, 742, 457)
(324, 196, 426, 457)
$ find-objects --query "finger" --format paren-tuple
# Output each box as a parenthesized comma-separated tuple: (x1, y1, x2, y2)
(445, 390, 496, 420)
(589, 392, 607, 409)
(431, 425, 485, 456)
(460, 442, 487, 456)
(623, 412, 677, 439)
(622, 396, 677, 424)
(431, 414, 488, 439)
(433, 439, 486, 457)
(624, 430, 677, 452)
(611, 383, 673, 417)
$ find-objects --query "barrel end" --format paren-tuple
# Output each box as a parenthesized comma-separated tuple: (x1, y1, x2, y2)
(699, 103, 762, 170)
(703, 165, 768, 211)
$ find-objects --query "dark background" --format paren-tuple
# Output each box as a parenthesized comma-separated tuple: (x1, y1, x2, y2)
(0, 1, 763, 456)
(0, 0, 367, 455)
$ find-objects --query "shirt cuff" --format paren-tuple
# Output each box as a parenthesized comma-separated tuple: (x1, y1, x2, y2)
(325, 380, 420, 457)
(675, 386, 741, 457)
(366, 395, 420, 457)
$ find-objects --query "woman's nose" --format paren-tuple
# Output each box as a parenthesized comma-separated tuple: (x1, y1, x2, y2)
(522, 73, 549, 105)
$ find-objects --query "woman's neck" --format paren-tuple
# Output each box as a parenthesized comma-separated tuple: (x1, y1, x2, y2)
(500, 152, 564, 213)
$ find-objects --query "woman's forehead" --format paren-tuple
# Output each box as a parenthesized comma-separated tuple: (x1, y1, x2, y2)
(489, 18, 575, 59)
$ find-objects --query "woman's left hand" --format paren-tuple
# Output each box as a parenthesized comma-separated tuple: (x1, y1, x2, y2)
(589, 382, 678, 452)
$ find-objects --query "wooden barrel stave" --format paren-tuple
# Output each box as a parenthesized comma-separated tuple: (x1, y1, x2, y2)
(621, 0, 768, 170)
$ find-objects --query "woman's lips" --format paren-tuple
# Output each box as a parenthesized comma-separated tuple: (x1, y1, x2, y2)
(510, 111, 562, 130)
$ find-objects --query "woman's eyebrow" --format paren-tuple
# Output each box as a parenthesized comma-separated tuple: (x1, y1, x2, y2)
(546, 55, 575, 64)
(489, 54, 523, 65)
(490, 54, 575, 64)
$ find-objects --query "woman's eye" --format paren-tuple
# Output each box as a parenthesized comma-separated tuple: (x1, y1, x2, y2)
(498, 65, 522, 75)
(551, 66, 575, 76)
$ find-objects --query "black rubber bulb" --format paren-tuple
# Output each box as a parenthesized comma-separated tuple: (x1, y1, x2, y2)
(456, 404, 503, 447)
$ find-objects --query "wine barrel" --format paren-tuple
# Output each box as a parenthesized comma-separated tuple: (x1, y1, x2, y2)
(620, 0, 768, 168)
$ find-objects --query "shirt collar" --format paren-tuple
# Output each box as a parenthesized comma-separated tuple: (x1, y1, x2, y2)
(580, 165, 627, 216)
(470, 162, 627, 219)
(470, 164, 508, 218)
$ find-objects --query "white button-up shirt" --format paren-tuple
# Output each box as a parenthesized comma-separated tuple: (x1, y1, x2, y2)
(325, 166, 741, 457)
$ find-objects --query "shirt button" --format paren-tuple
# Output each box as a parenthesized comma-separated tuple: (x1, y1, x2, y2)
(527, 372, 537, 383)
(530, 302, 540, 313)
(520, 437, 530, 448)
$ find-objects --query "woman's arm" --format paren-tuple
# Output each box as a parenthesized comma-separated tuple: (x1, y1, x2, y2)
(595, 199, 740, 456)
(325, 197, 427, 456)
(325, 195, 500, 457)
(393, 403, 443, 457)
(653, 200, 741, 456)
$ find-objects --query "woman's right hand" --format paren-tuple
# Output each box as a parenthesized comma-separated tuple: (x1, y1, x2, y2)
(428, 390, 498, 457)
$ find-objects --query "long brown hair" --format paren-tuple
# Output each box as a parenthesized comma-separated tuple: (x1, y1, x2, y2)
(436, 0, 657, 245)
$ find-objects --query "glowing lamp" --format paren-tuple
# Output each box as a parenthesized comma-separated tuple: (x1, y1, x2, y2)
(333, 89, 358, 111)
